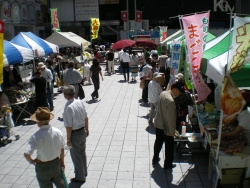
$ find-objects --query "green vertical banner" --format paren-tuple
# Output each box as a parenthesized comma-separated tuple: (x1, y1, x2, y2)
(50, 8, 60, 32)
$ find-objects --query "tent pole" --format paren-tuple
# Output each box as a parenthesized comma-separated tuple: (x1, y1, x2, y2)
(215, 12, 234, 162)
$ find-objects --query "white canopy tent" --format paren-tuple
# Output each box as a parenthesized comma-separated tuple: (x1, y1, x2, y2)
(45, 32, 90, 47)
(160, 30, 183, 45)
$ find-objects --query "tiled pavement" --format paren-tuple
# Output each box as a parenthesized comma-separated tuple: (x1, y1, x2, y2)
(0, 65, 248, 188)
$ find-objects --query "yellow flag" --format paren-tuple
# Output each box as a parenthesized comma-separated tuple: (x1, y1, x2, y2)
(0, 21, 4, 85)
(91, 18, 100, 40)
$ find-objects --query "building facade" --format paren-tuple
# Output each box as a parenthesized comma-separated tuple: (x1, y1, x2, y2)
(1, 0, 250, 42)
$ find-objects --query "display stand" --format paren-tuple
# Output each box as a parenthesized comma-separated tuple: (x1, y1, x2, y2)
(11, 99, 32, 124)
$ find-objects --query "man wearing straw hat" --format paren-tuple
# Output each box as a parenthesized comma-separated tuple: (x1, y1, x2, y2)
(63, 85, 89, 183)
(24, 107, 65, 188)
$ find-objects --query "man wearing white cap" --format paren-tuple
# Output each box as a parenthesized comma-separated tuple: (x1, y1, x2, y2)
(167, 73, 184, 91)
(38, 62, 54, 111)
(148, 73, 162, 123)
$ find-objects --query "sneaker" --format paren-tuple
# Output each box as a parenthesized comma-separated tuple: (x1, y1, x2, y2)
(91, 95, 95, 100)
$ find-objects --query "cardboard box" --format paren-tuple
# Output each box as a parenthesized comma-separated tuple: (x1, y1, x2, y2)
(222, 168, 244, 175)
(220, 174, 241, 184)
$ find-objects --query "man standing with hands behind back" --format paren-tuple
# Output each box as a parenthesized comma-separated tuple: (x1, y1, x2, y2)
(63, 85, 89, 183)
(24, 107, 65, 188)
(153, 85, 176, 169)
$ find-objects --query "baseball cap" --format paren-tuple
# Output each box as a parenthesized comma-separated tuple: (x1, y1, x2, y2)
(175, 73, 184, 80)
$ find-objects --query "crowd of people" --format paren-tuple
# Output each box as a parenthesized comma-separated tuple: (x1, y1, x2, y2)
(19, 44, 196, 187)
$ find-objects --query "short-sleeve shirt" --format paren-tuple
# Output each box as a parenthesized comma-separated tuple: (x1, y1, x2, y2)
(63, 98, 88, 130)
(25, 125, 64, 162)
(63, 68, 82, 84)
(90, 65, 101, 79)
(238, 107, 250, 145)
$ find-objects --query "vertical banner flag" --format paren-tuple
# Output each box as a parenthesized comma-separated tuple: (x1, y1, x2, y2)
(182, 12, 211, 102)
(159, 26, 168, 42)
(136, 11, 142, 22)
(50, 8, 60, 32)
(121, 11, 127, 22)
(0, 21, 4, 84)
(221, 16, 250, 125)
(91, 18, 100, 40)
(170, 40, 182, 78)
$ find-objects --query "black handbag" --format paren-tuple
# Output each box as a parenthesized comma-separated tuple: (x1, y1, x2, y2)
(78, 84, 85, 99)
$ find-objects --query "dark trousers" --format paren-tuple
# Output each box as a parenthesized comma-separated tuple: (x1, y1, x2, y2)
(122, 62, 129, 80)
(35, 93, 47, 109)
(159, 67, 170, 87)
(153, 128, 174, 167)
(46, 87, 53, 109)
(70, 128, 87, 181)
(165, 68, 170, 87)
(35, 158, 65, 188)
(91, 77, 100, 98)
(142, 80, 149, 102)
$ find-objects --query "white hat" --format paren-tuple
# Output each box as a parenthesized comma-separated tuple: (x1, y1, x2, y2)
(153, 72, 162, 80)
(38, 62, 45, 69)
(175, 73, 184, 80)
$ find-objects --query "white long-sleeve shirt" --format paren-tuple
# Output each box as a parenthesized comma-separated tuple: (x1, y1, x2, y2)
(41, 68, 53, 87)
(148, 80, 162, 103)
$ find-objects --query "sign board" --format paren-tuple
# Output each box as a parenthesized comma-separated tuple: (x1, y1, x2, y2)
(99, 0, 119, 4)
(11, 3, 20, 23)
(75, 0, 99, 21)
(21, 4, 28, 23)
(214, 0, 234, 12)
(129, 30, 160, 45)
(1, 1, 11, 23)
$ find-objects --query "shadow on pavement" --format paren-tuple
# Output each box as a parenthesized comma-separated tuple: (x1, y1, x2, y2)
(118, 80, 127, 83)
(86, 99, 101, 104)
(151, 163, 168, 188)
(146, 123, 155, 134)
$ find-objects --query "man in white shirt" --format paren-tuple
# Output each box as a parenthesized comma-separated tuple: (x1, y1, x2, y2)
(120, 49, 131, 81)
(38, 62, 54, 111)
(148, 73, 162, 123)
(24, 107, 65, 188)
(63, 62, 83, 99)
(63, 85, 89, 183)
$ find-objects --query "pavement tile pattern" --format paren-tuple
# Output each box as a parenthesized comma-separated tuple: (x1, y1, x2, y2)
(0, 65, 249, 188)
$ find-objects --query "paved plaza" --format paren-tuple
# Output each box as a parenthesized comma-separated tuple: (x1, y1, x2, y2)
(0, 65, 248, 188)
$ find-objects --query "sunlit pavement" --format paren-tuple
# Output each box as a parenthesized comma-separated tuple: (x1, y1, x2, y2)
(0, 65, 249, 188)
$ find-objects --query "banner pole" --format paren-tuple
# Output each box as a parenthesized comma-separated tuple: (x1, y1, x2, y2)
(169, 10, 210, 19)
(134, 0, 137, 41)
(215, 11, 234, 162)
(127, 0, 129, 39)
(90, 19, 92, 47)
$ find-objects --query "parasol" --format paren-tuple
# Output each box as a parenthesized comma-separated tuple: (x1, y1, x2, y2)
(112, 39, 135, 50)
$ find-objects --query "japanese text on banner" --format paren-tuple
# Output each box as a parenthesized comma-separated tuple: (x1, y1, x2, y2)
(50, 8, 60, 32)
(0, 21, 4, 84)
(170, 40, 181, 77)
(182, 12, 211, 102)
(91, 18, 100, 39)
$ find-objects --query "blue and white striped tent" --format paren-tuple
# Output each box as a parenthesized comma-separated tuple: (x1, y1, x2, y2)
(3, 40, 34, 67)
(11, 32, 58, 57)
